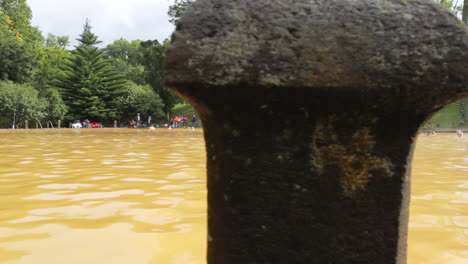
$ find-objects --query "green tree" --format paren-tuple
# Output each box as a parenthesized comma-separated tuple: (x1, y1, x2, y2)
(116, 82, 165, 123)
(168, 0, 194, 25)
(52, 21, 126, 122)
(140, 39, 181, 116)
(118, 62, 145, 85)
(0, 28, 34, 82)
(44, 33, 58, 47)
(0, 0, 41, 83)
(33, 45, 71, 91)
(0, 0, 42, 45)
(104, 39, 143, 66)
(44, 33, 70, 49)
(104, 39, 145, 85)
(31, 37, 70, 124)
(56, 35, 70, 49)
(41, 88, 67, 123)
(0, 80, 46, 128)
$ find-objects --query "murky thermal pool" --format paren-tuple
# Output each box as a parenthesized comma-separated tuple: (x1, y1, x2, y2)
(0, 129, 466, 263)
(0, 129, 206, 264)
(408, 134, 468, 264)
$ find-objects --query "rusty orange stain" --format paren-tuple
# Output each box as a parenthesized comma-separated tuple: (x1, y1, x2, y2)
(311, 121, 393, 197)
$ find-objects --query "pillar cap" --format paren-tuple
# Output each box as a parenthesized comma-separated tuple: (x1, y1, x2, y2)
(165, 0, 468, 107)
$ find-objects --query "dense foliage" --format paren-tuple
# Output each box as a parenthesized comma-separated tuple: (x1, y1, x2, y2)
(0, 0, 184, 128)
(0, 81, 45, 127)
(116, 82, 165, 122)
(140, 39, 181, 114)
(103, 39, 145, 85)
(0, 0, 42, 83)
(0, 0, 466, 128)
(103, 38, 182, 118)
(53, 21, 127, 122)
(0, 28, 35, 82)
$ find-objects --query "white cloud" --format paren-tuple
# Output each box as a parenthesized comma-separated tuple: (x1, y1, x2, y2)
(28, 0, 176, 47)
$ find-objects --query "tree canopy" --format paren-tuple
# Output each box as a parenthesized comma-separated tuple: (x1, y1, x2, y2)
(53, 21, 126, 122)
(116, 82, 165, 122)
(1, 0, 463, 128)
(0, 2, 190, 127)
(140, 39, 181, 115)
(0, 0, 41, 83)
(0, 80, 46, 127)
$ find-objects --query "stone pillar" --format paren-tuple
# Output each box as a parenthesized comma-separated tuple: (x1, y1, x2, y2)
(24, 120, 28, 129)
(57, 120, 61, 129)
(165, 1, 468, 263)
(114, 120, 117, 128)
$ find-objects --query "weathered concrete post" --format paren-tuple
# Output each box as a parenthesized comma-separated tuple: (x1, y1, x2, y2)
(165, 0, 468, 263)
(24, 120, 28, 129)
(57, 120, 61, 129)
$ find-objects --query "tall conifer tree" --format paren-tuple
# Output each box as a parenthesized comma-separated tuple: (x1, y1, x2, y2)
(54, 20, 126, 122)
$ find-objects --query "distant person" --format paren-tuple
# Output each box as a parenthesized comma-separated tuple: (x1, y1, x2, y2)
(173, 116, 180, 128)
(135, 113, 141, 128)
(84, 119, 90, 128)
(456, 129, 464, 137)
(191, 114, 198, 127)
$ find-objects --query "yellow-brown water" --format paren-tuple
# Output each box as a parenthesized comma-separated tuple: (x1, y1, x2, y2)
(408, 134, 468, 264)
(0, 130, 466, 263)
(0, 129, 206, 264)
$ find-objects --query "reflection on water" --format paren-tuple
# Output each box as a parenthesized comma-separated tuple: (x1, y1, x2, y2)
(0, 130, 466, 263)
(408, 134, 468, 264)
(0, 129, 206, 264)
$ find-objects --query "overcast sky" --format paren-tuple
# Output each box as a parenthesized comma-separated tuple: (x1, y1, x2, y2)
(28, 0, 176, 47)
